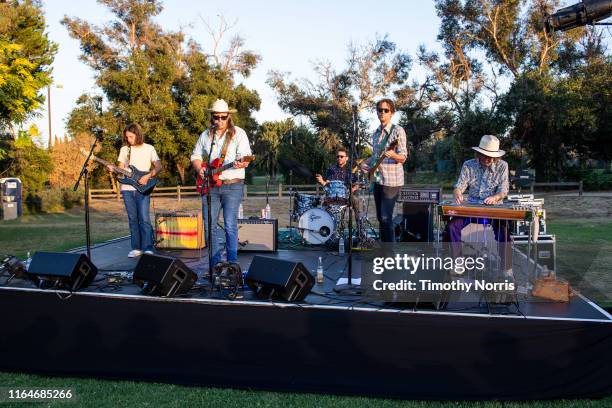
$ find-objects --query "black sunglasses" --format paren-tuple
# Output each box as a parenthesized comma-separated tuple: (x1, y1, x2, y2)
(377, 108, 391, 114)
(212, 115, 229, 121)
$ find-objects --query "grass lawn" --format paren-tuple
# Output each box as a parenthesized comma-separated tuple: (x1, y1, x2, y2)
(1, 204, 610, 405)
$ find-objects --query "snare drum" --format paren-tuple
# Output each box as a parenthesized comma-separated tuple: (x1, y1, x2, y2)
(323, 180, 348, 206)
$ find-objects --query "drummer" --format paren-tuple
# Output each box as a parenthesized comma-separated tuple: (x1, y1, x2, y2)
(315, 147, 361, 216)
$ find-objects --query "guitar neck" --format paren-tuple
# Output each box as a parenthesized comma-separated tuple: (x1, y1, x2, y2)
(90, 155, 131, 177)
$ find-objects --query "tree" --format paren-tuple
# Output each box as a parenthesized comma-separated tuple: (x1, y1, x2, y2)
(0, 0, 57, 137)
(251, 119, 294, 178)
(268, 35, 412, 151)
(62, 0, 260, 186)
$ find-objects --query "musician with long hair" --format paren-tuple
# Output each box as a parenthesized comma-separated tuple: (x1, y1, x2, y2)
(359, 99, 408, 242)
(112, 123, 162, 258)
(448, 134, 511, 274)
(190, 99, 251, 269)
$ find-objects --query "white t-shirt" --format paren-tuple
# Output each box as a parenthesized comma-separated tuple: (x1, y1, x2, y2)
(117, 143, 160, 191)
(190, 126, 252, 180)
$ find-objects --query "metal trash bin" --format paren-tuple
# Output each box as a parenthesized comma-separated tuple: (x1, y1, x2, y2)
(0, 178, 23, 220)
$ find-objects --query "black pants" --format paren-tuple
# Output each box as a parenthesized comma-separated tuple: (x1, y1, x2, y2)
(373, 183, 400, 242)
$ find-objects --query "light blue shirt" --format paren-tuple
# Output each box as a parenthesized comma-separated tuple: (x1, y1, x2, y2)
(190, 126, 252, 180)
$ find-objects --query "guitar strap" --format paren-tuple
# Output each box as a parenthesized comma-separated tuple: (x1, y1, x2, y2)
(203, 129, 232, 163)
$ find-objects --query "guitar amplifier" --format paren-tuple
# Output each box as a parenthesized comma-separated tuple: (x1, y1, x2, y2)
(155, 212, 205, 249)
(397, 186, 441, 203)
(238, 218, 278, 252)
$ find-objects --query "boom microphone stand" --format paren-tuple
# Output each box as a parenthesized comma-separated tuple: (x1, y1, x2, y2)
(334, 105, 360, 294)
(74, 127, 103, 260)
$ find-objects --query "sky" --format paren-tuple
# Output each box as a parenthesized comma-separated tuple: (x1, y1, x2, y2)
(30, 0, 446, 145)
(31, 0, 602, 145)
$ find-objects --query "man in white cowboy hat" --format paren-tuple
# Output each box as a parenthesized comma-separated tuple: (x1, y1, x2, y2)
(447, 134, 511, 274)
(191, 99, 252, 269)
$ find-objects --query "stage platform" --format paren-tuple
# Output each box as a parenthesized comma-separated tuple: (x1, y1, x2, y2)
(1, 237, 611, 400)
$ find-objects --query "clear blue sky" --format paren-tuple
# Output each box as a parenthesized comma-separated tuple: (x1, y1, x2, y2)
(33, 0, 446, 144)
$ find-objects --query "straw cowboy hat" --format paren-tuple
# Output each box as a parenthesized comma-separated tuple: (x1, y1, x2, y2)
(207, 99, 237, 113)
(472, 135, 505, 158)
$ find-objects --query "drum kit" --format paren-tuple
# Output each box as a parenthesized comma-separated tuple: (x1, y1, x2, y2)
(290, 178, 376, 247)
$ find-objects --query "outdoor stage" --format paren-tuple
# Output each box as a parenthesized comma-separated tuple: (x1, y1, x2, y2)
(1, 237, 611, 400)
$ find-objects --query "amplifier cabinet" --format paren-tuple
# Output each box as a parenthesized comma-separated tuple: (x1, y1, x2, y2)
(238, 218, 278, 252)
(155, 212, 205, 249)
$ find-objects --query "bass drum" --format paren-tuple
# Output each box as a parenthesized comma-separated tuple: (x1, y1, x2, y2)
(298, 208, 335, 245)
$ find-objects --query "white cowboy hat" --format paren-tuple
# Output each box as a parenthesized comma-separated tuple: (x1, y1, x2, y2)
(472, 135, 505, 158)
(206, 99, 237, 113)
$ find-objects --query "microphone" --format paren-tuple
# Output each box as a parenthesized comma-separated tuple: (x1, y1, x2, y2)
(91, 126, 106, 139)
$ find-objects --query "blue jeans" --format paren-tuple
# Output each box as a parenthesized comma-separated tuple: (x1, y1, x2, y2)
(122, 190, 153, 251)
(373, 183, 400, 242)
(202, 183, 244, 266)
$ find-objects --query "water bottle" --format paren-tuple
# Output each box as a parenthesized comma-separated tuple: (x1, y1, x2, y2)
(265, 203, 271, 219)
(238, 203, 244, 219)
(24, 251, 32, 270)
(338, 237, 345, 255)
(316, 256, 324, 284)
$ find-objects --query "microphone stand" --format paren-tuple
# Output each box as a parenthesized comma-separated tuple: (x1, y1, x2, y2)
(334, 105, 360, 295)
(74, 128, 103, 260)
(204, 126, 216, 283)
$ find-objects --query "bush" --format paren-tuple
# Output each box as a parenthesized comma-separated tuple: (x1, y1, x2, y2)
(25, 188, 83, 214)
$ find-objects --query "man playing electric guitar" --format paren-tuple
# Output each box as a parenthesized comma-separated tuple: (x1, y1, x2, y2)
(190, 99, 252, 269)
(360, 99, 408, 242)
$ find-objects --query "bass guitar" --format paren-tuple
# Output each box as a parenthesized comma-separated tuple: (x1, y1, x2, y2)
(80, 148, 158, 194)
(196, 156, 256, 195)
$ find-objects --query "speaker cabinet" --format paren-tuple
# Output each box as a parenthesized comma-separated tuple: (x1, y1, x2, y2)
(246, 256, 314, 302)
(27, 252, 98, 290)
(395, 202, 436, 242)
(133, 254, 197, 297)
(238, 218, 278, 252)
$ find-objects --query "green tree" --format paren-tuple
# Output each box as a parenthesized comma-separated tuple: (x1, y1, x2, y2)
(62, 0, 260, 186)
(268, 35, 412, 152)
(0, 0, 57, 139)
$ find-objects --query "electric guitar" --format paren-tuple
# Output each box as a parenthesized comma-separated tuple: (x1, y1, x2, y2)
(80, 148, 158, 194)
(366, 138, 400, 182)
(196, 156, 256, 195)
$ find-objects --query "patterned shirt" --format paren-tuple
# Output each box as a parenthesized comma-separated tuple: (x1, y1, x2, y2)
(369, 123, 408, 187)
(454, 158, 509, 202)
(325, 164, 357, 185)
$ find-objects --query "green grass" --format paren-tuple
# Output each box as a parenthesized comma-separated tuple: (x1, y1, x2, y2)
(1, 210, 610, 405)
(0, 372, 610, 408)
(0, 208, 128, 259)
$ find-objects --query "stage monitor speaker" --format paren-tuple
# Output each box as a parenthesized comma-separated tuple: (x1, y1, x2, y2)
(238, 218, 278, 252)
(246, 256, 314, 302)
(396, 202, 435, 242)
(133, 254, 197, 297)
(27, 252, 98, 290)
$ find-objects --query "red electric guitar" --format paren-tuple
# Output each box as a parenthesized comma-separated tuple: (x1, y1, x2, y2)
(196, 156, 256, 194)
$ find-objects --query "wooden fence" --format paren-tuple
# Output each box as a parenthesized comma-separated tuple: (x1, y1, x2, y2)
(90, 180, 583, 201)
(89, 184, 324, 201)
